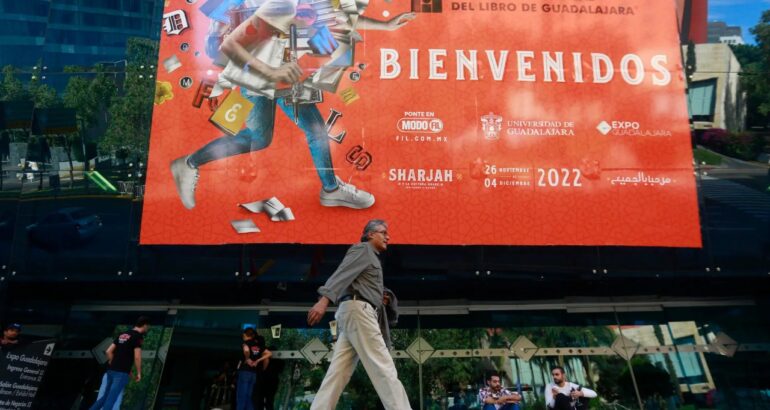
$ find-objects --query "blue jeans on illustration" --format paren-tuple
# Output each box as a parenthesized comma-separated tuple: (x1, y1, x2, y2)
(188, 92, 338, 191)
(88, 370, 129, 410)
(236, 370, 257, 410)
(482, 404, 519, 410)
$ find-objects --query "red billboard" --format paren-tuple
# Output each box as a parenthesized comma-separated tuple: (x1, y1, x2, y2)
(141, 0, 702, 247)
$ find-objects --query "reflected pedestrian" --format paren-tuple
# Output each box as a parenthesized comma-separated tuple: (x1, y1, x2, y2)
(236, 328, 271, 410)
(0, 322, 21, 350)
(88, 316, 150, 410)
(545, 366, 596, 410)
(479, 372, 521, 410)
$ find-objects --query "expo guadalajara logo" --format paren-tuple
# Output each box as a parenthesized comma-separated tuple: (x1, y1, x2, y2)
(597, 120, 672, 137)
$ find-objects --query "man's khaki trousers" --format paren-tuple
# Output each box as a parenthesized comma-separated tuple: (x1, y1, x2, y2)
(311, 300, 412, 410)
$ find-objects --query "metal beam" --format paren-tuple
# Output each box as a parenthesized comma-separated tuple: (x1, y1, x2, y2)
(69, 297, 756, 314)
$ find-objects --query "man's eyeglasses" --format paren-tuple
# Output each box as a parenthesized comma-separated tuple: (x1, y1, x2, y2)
(373, 230, 388, 236)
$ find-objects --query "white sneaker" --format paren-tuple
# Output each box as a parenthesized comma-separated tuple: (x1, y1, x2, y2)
(170, 156, 199, 209)
(320, 176, 375, 209)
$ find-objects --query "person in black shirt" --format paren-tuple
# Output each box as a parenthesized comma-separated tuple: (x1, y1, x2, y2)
(237, 328, 271, 410)
(88, 316, 150, 410)
(254, 344, 284, 410)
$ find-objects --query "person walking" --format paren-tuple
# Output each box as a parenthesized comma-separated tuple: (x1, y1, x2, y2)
(307, 219, 411, 410)
(88, 316, 150, 410)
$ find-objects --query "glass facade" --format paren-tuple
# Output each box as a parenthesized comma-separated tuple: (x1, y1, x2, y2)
(0, 0, 162, 71)
(12, 303, 770, 409)
(0, 0, 768, 409)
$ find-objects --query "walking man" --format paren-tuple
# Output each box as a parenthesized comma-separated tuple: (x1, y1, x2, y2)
(307, 219, 411, 409)
(545, 366, 597, 410)
(89, 316, 150, 410)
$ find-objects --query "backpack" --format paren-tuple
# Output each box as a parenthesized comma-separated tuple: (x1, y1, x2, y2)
(572, 385, 591, 410)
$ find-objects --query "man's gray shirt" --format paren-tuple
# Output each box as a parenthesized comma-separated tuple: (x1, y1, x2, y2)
(318, 242, 383, 309)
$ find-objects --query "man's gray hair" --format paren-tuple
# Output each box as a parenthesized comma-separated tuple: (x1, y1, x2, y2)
(361, 219, 387, 242)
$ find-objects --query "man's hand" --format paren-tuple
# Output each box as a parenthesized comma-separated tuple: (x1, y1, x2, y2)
(385, 12, 416, 31)
(552, 387, 560, 397)
(383, 293, 392, 306)
(208, 96, 220, 112)
(246, 359, 257, 367)
(570, 390, 584, 399)
(134, 372, 141, 382)
(267, 62, 302, 84)
(307, 297, 330, 326)
(505, 392, 522, 403)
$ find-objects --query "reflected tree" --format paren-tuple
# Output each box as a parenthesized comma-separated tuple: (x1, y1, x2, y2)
(28, 62, 56, 109)
(0, 65, 27, 102)
(102, 38, 158, 165)
(732, 9, 770, 128)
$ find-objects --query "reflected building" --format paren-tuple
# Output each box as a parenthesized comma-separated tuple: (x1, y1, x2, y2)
(612, 323, 716, 395)
(708, 21, 745, 45)
(677, 0, 709, 44)
(0, 0, 163, 70)
(684, 43, 747, 131)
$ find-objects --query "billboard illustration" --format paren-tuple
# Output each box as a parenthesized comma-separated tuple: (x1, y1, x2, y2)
(141, 0, 701, 247)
